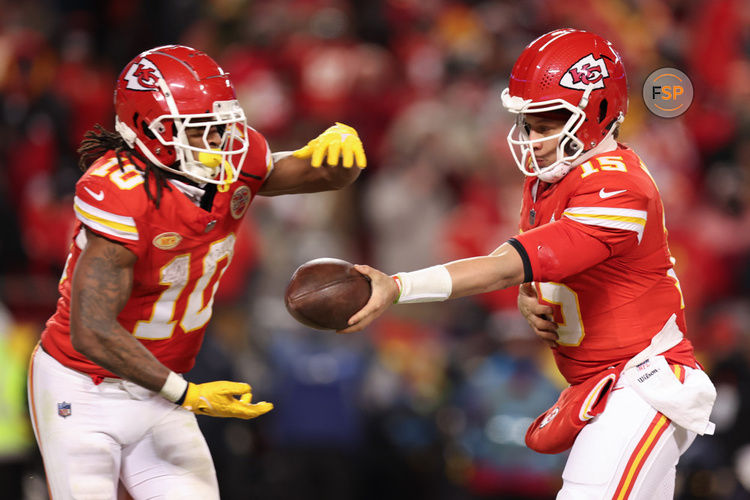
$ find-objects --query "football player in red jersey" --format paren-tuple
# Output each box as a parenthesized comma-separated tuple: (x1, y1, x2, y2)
(343, 29, 716, 499)
(27, 45, 366, 499)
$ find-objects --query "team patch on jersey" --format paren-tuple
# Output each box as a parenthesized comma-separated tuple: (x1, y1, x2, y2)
(153, 232, 182, 250)
(230, 185, 251, 219)
(57, 401, 72, 418)
(560, 54, 610, 91)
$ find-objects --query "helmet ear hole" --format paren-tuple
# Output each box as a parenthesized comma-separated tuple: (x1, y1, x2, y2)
(598, 99, 608, 124)
(134, 113, 157, 140)
(564, 141, 581, 156)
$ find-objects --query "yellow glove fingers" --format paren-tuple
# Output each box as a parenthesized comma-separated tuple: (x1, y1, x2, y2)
(334, 122, 358, 136)
(215, 382, 251, 396)
(311, 143, 326, 168)
(233, 401, 274, 420)
(333, 123, 356, 168)
(292, 123, 365, 168)
(235, 393, 273, 420)
(343, 135, 367, 168)
(353, 141, 366, 168)
(340, 137, 355, 168)
(341, 147, 353, 168)
(327, 138, 342, 166)
(182, 381, 274, 419)
(292, 145, 312, 159)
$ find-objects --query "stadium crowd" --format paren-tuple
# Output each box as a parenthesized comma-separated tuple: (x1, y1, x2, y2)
(0, 0, 749, 498)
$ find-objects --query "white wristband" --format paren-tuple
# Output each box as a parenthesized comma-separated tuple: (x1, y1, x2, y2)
(393, 265, 452, 304)
(159, 371, 189, 403)
(271, 151, 294, 162)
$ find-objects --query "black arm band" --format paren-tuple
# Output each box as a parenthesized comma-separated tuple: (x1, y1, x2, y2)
(507, 238, 533, 283)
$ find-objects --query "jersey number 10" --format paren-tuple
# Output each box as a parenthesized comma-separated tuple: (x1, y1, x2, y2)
(133, 234, 236, 339)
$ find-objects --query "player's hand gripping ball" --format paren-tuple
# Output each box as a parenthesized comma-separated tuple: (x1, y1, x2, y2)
(285, 258, 372, 331)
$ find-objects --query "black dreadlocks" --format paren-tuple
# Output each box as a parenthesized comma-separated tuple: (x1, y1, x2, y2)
(77, 125, 172, 208)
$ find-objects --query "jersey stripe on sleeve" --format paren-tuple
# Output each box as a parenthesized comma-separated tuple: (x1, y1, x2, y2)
(562, 206, 647, 242)
(73, 196, 139, 241)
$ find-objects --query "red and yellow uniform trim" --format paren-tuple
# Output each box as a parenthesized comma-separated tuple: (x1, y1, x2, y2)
(563, 206, 648, 243)
(73, 196, 139, 241)
(611, 364, 685, 499)
(27, 343, 53, 499)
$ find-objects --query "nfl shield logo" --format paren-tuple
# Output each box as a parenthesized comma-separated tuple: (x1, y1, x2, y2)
(57, 401, 72, 418)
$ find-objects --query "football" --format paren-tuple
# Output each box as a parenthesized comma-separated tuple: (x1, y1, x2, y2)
(284, 258, 372, 331)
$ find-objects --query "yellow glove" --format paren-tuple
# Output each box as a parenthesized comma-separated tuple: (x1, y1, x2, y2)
(181, 381, 273, 420)
(293, 122, 367, 168)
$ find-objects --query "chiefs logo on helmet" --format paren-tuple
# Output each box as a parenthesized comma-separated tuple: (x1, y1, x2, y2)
(560, 54, 610, 91)
(123, 58, 163, 91)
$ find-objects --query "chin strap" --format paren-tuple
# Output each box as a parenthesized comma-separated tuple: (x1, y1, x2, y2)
(540, 128, 620, 183)
(538, 162, 574, 183)
(571, 134, 619, 168)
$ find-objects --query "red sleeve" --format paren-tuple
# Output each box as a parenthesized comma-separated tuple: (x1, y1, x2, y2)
(237, 125, 273, 195)
(511, 219, 611, 282)
(561, 167, 651, 257)
(74, 161, 148, 255)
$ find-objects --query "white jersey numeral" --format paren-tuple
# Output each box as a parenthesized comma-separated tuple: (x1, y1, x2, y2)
(133, 235, 235, 339)
(579, 155, 628, 178)
(133, 255, 189, 339)
(181, 235, 235, 332)
(537, 281, 585, 346)
(90, 157, 145, 190)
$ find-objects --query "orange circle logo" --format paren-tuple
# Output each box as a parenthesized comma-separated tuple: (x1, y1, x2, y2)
(642, 68, 693, 118)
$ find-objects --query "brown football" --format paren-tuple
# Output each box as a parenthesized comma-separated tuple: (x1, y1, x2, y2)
(284, 258, 372, 331)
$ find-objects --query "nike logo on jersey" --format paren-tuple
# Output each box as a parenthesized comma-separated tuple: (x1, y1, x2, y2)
(84, 186, 105, 201)
(599, 188, 627, 199)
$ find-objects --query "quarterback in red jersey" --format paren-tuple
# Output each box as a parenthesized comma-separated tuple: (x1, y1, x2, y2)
(343, 30, 715, 498)
(28, 45, 365, 499)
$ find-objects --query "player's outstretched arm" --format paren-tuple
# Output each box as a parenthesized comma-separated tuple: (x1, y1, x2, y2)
(259, 122, 365, 196)
(71, 229, 272, 419)
(336, 264, 400, 333)
(340, 242, 526, 333)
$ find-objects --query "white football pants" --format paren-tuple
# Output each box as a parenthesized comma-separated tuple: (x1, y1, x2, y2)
(558, 367, 698, 499)
(28, 345, 219, 500)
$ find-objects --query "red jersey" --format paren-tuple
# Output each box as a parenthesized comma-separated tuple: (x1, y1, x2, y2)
(42, 127, 272, 377)
(512, 145, 695, 384)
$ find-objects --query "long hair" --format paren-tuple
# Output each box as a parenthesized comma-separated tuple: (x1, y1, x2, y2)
(77, 125, 172, 208)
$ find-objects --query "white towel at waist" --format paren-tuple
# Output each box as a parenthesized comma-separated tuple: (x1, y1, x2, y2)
(621, 314, 716, 435)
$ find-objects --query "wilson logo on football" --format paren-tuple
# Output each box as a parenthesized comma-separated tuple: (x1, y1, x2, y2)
(560, 54, 609, 91)
(124, 58, 163, 91)
(153, 232, 182, 250)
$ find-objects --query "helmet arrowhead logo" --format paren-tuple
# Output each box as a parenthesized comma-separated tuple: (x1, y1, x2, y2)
(123, 58, 163, 91)
(560, 54, 609, 90)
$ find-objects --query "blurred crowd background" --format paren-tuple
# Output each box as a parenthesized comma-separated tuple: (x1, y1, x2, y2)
(1, 0, 749, 498)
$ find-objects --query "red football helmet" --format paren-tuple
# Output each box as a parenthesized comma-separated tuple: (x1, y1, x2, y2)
(501, 29, 628, 182)
(114, 45, 248, 186)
